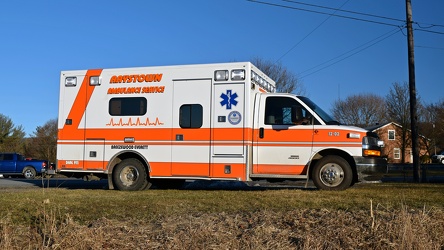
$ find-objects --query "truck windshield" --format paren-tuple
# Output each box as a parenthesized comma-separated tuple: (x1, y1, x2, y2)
(297, 96, 340, 125)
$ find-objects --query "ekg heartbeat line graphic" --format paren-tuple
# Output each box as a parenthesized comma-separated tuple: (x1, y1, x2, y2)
(106, 117, 164, 127)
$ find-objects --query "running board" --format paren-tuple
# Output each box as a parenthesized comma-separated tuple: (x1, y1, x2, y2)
(249, 174, 308, 179)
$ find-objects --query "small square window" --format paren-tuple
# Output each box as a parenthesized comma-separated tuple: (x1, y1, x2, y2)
(179, 104, 203, 128)
(388, 130, 395, 140)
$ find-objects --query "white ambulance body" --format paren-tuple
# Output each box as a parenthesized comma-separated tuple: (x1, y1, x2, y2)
(57, 62, 386, 190)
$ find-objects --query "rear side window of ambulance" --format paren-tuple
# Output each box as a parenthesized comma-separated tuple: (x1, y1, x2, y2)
(179, 104, 203, 128)
(109, 97, 147, 116)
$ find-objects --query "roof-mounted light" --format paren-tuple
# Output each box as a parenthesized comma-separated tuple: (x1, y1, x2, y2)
(90, 76, 101, 86)
(65, 77, 77, 87)
(231, 69, 245, 81)
(214, 70, 229, 81)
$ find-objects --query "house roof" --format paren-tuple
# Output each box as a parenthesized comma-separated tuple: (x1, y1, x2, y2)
(366, 121, 430, 141)
(365, 121, 402, 132)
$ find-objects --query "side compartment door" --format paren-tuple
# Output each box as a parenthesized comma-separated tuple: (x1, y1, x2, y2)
(171, 79, 211, 176)
(253, 95, 314, 175)
(212, 83, 245, 155)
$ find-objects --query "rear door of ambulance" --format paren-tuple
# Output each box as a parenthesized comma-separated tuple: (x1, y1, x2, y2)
(58, 70, 105, 171)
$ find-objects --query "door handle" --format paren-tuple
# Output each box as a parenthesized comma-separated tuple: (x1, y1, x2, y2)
(259, 127, 264, 138)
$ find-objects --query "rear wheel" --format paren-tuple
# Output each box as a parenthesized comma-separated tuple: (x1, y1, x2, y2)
(23, 167, 37, 179)
(112, 159, 150, 191)
(312, 156, 353, 191)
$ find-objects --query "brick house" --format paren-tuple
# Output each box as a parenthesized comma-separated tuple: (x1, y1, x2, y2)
(366, 122, 430, 163)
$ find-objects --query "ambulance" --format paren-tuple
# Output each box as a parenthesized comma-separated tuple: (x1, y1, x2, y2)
(56, 62, 386, 191)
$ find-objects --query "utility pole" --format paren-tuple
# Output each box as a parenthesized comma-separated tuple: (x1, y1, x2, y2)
(405, 0, 421, 182)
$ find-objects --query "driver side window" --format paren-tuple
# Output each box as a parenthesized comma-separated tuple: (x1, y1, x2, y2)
(264, 97, 311, 125)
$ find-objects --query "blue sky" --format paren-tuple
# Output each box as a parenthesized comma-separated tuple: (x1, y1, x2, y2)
(1, 0, 443, 135)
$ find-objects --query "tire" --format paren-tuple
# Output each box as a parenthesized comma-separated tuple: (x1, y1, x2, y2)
(441, 158, 444, 164)
(112, 159, 150, 191)
(23, 167, 37, 179)
(312, 156, 353, 191)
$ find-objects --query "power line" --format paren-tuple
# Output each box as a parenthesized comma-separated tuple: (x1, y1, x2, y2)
(414, 22, 444, 29)
(276, 0, 351, 62)
(247, 0, 444, 77)
(298, 28, 403, 79)
(281, 0, 405, 23)
(415, 29, 444, 35)
(415, 45, 444, 51)
(249, 0, 444, 31)
(247, 0, 402, 27)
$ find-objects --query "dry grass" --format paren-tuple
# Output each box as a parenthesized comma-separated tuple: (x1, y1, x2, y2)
(0, 182, 444, 249)
(1, 206, 443, 249)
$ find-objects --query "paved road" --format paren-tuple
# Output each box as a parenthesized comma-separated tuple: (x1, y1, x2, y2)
(0, 175, 442, 191)
(0, 176, 109, 190)
(0, 176, 316, 191)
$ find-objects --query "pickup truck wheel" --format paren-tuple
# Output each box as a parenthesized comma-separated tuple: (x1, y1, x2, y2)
(23, 167, 37, 179)
(312, 156, 353, 191)
(112, 159, 149, 191)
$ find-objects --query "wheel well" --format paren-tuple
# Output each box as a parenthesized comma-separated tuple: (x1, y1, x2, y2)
(309, 149, 358, 183)
(108, 151, 150, 175)
(22, 166, 36, 172)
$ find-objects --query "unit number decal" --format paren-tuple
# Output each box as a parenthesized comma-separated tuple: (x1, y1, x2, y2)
(328, 132, 340, 136)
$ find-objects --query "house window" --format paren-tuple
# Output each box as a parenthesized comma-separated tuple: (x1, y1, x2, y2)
(394, 148, 401, 159)
(388, 130, 395, 140)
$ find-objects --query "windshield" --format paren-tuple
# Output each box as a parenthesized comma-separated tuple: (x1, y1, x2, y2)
(297, 96, 340, 125)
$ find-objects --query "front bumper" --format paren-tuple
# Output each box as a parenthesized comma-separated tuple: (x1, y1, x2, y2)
(354, 156, 388, 181)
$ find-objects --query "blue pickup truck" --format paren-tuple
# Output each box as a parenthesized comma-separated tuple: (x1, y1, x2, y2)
(0, 153, 49, 179)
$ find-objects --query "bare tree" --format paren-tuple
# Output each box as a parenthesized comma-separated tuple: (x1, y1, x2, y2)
(25, 119, 57, 163)
(0, 114, 26, 153)
(251, 57, 305, 94)
(331, 93, 387, 127)
(385, 82, 419, 163)
(421, 100, 444, 156)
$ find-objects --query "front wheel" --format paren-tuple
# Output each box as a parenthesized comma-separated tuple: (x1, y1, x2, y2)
(112, 159, 150, 191)
(23, 167, 37, 179)
(312, 156, 353, 191)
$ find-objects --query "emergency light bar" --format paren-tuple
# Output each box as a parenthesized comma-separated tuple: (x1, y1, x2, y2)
(251, 71, 275, 93)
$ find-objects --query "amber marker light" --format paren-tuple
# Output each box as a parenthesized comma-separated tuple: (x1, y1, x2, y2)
(364, 150, 381, 157)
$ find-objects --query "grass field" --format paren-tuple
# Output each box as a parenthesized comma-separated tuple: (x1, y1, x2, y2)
(1, 182, 443, 249)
